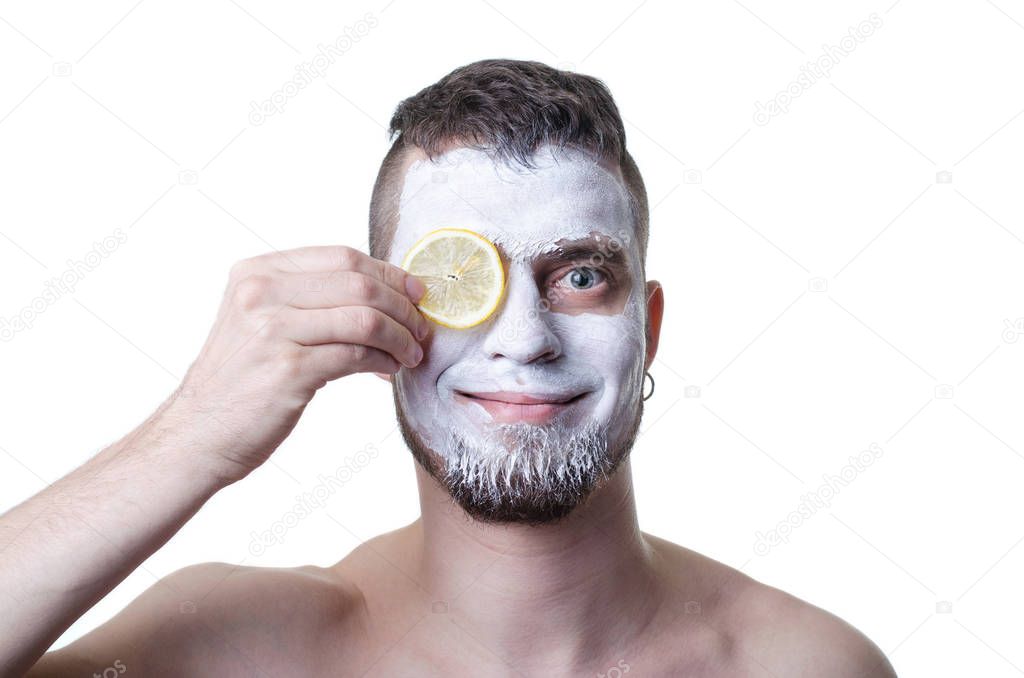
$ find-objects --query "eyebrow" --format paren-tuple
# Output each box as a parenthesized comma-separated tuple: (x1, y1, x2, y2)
(533, 237, 631, 269)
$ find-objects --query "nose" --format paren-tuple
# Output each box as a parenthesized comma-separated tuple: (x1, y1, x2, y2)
(481, 263, 561, 364)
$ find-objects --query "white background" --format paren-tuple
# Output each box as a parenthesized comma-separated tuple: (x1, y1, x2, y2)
(2, 1, 1023, 675)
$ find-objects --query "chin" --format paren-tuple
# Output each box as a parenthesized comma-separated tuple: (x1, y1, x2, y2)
(450, 483, 597, 525)
(393, 383, 645, 525)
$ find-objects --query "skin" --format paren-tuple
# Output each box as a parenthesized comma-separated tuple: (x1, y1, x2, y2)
(2, 145, 899, 677)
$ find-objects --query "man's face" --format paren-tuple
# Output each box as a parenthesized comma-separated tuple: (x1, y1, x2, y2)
(386, 144, 648, 524)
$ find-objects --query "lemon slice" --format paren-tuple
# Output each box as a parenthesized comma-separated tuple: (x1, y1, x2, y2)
(401, 228, 505, 329)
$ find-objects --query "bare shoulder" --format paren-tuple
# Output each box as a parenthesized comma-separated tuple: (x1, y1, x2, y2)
(644, 533, 897, 678)
(30, 561, 367, 678)
(731, 577, 897, 677)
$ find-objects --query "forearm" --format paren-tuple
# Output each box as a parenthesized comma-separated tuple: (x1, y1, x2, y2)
(0, 244, 417, 675)
(0, 399, 231, 674)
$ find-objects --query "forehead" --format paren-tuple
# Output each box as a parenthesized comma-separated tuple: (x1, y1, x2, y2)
(387, 145, 637, 266)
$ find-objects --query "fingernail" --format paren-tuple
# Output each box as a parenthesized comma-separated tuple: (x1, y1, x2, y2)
(406, 275, 426, 301)
(417, 320, 429, 340)
(412, 344, 423, 364)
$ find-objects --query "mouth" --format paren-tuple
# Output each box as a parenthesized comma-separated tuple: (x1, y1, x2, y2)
(453, 389, 589, 424)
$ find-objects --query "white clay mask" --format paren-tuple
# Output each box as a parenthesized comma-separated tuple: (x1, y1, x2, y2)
(387, 144, 648, 517)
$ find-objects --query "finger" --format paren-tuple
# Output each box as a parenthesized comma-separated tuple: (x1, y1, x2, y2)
(252, 246, 423, 302)
(302, 343, 401, 382)
(244, 246, 359, 274)
(282, 271, 429, 340)
(281, 306, 423, 368)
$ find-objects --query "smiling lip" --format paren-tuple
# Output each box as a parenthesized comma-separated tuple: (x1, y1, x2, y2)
(454, 390, 587, 424)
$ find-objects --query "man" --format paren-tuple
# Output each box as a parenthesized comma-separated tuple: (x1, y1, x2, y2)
(4, 60, 897, 676)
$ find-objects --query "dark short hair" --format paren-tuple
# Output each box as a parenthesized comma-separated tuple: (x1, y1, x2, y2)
(368, 59, 648, 265)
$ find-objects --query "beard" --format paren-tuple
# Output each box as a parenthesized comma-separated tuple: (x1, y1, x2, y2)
(393, 387, 643, 525)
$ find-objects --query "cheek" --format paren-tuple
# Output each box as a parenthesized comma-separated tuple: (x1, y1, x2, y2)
(395, 328, 478, 417)
(548, 298, 647, 400)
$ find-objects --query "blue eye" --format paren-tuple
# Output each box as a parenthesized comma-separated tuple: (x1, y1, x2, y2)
(564, 267, 602, 290)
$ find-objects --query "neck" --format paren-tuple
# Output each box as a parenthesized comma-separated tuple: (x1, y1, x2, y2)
(410, 459, 663, 671)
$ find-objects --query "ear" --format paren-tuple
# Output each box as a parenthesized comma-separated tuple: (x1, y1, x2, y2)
(374, 372, 394, 383)
(644, 280, 664, 372)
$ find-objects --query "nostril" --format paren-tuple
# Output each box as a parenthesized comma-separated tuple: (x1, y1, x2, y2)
(489, 333, 561, 364)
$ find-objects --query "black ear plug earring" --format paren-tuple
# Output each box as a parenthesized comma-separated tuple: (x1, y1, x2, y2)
(642, 371, 655, 401)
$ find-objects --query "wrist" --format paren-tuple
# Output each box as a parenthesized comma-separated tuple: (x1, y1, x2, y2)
(129, 397, 249, 493)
